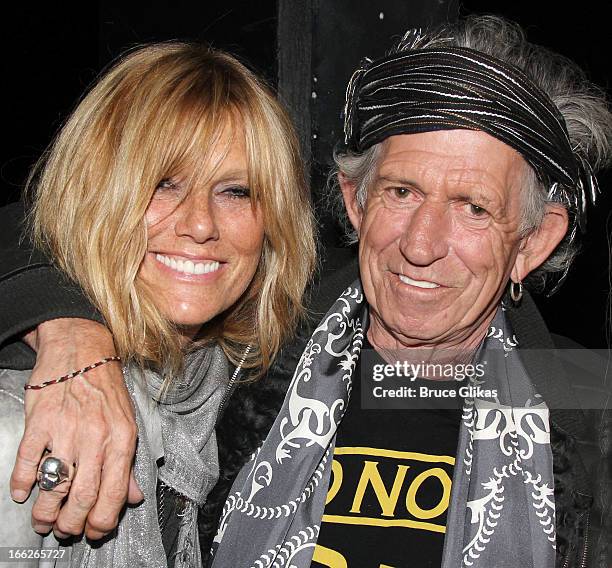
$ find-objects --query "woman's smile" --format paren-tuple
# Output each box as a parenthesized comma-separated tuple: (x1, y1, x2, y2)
(153, 253, 223, 277)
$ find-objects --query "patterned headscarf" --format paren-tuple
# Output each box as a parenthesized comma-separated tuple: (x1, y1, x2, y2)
(343, 30, 599, 291)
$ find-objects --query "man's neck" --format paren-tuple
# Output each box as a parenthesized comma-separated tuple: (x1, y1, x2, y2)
(366, 312, 495, 373)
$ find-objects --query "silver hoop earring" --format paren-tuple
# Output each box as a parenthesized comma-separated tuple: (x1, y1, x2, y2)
(510, 280, 523, 303)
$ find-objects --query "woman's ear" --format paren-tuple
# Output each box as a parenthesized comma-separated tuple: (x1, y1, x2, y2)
(511, 203, 569, 282)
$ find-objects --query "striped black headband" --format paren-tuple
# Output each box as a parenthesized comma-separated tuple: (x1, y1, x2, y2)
(343, 44, 598, 238)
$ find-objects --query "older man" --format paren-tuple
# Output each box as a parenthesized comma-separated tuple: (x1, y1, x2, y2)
(208, 16, 611, 568)
(0, 15, 610, 568)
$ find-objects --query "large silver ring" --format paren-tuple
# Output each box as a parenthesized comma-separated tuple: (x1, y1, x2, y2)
(37, 456, 74, 491)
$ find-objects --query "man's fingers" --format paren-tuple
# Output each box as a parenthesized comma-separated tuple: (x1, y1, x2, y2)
(30, 451, 75, 534)
(31, 477, 71, 534)
(127, 471, 144, 505)
(84, 436, 138, 539)
(11, 430, 48, 503)
(53, 447, 103, 537)
(17, 318, 137, 539)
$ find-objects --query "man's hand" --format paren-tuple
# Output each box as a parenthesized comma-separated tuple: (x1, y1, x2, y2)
(11, 318, 144, 539)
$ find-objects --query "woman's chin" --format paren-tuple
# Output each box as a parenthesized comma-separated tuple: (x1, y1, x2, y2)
(160, 299, 218, 329)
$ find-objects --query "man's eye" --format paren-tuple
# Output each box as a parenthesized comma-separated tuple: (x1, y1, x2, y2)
(468, 203, 488, 216)
(392, 187, 412, 199)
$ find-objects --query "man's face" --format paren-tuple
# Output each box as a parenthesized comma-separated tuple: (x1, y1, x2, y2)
(342, 130, 551, 349)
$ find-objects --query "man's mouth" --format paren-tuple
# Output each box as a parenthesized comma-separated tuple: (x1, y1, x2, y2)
(155, 254, 221, 276)
(398, 274, 440, 289)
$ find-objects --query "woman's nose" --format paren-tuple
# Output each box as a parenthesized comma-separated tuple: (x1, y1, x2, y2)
(398, 202, 449, 266)
(174, 193, 220, 243)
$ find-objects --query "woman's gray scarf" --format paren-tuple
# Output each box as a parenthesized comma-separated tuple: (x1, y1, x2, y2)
(50, 345, 228, 568)
(210, 280, 555, 568)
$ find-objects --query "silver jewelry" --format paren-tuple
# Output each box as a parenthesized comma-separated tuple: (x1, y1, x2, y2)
(510, 280, 523, 303)
(37, 456, 73, 491)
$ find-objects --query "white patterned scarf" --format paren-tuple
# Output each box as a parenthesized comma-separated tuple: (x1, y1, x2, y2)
(210, 281, 556, 568)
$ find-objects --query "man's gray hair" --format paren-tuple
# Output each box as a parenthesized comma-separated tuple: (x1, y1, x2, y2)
(330, 15, 612, 291)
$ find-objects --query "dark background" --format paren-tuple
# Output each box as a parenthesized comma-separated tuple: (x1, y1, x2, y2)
(2, 1, 610, 348)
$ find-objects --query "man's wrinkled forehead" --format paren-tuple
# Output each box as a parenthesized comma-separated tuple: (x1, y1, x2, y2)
(371, 131, 526, 205)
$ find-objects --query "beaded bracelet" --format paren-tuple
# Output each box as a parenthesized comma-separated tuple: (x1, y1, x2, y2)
(24, 356, 122, 390)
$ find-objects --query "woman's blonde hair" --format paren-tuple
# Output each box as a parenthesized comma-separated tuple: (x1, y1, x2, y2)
(27, 42, 316, 379)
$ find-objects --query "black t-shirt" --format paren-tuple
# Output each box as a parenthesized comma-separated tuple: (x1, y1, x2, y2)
(312, 339, 463, 568)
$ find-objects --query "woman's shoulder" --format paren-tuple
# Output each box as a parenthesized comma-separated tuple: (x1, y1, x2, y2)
(0, 368, 28, 436)
(0, 368, 29, 402)
(0, 368, 53, 554)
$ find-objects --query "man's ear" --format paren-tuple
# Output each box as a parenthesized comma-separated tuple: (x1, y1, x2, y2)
(339, 172, 363, 234)
(511, 203, 569, 283)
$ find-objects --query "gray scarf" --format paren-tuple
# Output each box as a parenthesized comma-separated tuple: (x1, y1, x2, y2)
(48, 344, 229, 568)
(210, 280, 555, 568)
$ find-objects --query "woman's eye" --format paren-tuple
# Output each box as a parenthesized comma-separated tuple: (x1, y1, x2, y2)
(221, 186, 251, 199)
(156, 178, 179, 191)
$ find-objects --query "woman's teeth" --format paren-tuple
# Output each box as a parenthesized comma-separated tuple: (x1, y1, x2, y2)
(155, 254, 220, 275)
(399, 274, 440, 289)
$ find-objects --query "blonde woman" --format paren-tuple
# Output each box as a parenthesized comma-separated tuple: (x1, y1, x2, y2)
(0, 42, 315, 567)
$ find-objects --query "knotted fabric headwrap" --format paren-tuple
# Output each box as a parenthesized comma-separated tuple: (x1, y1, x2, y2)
(343, 38, 599, 291)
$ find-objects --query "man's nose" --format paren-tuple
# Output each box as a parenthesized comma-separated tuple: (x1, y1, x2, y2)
(399, 201, 449, 265)
(174, 193, 220, 243)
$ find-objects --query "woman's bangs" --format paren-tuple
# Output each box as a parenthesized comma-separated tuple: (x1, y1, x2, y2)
(158, 97, 243, 192)
(240, 104, 274, 206)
